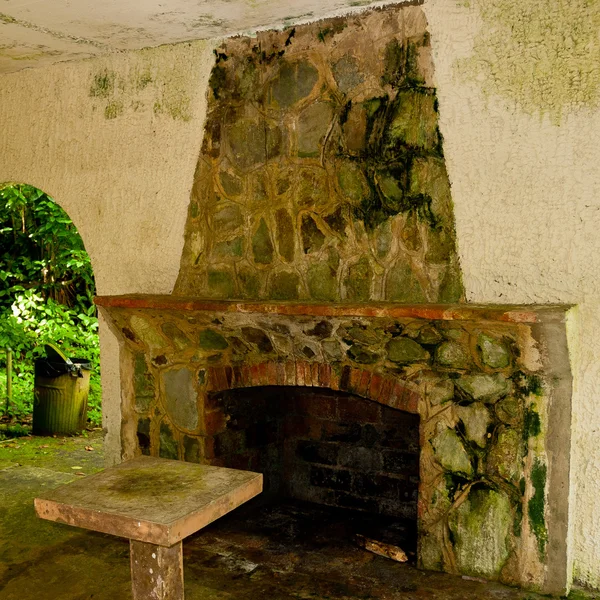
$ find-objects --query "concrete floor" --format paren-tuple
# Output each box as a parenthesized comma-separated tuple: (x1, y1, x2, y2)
(0, 433, 596, 600)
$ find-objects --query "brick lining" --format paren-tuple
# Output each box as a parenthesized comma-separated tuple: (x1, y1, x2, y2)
(204, 361, 420, 415)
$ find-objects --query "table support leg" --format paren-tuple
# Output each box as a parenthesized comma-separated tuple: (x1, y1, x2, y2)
(130, 539, 184, 600)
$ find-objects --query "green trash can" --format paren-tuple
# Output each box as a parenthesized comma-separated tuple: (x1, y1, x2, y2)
(32, 344, 92, 435)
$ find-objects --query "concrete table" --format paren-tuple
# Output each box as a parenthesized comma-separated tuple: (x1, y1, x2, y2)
(34, 456, 263, 599)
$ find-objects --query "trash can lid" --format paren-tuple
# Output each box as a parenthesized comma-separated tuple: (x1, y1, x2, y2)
(43, 343, 74, 367)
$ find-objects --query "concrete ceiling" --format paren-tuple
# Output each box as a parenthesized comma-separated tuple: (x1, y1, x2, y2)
(0, 0, 402, 74)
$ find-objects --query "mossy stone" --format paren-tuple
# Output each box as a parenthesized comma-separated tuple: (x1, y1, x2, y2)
(342, 103, 368, 152)
(229, 336, 251, 356)
(327, 246, 340, 271)
(345, 256, 372, 301)
(387, 337, 429, 364)
(345, 326, 380, 346)
(347, 345, 379, 364)
(478, 334, 511, 369)
(409, 156, 457, 263)
(305, 321, 333, 339)
(436, 341, 470, 369)
(213, 237, 244, 258)
(419, 527, 445, 572)
(301, 215, 326, 254)
(295, 168, 329, 208)
(378, 173, 404, 205)
(183, 436, 200, 463)
(299, 344, 317, 359)
(438, 264, 464, 303)
(456, 374, 511, 404)
(220, 171, 243, 197)
(332, 55, 364, 94)
(426, 224, 456, 263)
(213, 204, 243, 232)
(159, 422, 178, 460)
(226, 119, 281, 169)
(269, 271, 300, 300)
(457, 404, 491, 448)
(449, 488, 512, 579)
(198, 329, 229, 350)
(389, 90, 439, 150)
(163, 367, 199, 431)
(373, 219, 393, 258)
(275, 208, 295, 262)
(207, 268, 236, 298)
(129, 315, 165, 350)
(322, 340, 343, 360)
(386, 262, 427, 303)
(297, 102, 334, 157)
(161, 322, 191, 351)
(250, 172, 269, 204)
(417, 325, 443, 345)
(495, 396, 522, 426)
(401, 212, 422, 252)
(137, 417, 151, 455)
(487, 427, 522, 483)
(324, 207, 346, 236)
(238, 266, 261, 298)
(307, 263, 338, 302)
(410, 157, 453, 221)
(241, 327, 274, 353)
(133, 353, 154, 411)
(226, 119, 267, 169)
(337, 162, 366, 204)
(269, 60, 319, 108)
(252, 218, 274, 264)
(428, 379, 454, 406)
(431, 428, 473, 476)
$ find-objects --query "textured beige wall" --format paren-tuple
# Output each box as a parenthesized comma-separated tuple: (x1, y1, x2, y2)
(425, 0, 600, 590)
(0, 40, 217, 465)
(1, 0, 600, 589)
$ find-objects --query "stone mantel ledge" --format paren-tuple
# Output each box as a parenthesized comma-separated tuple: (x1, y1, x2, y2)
(95, 295, 572, 324)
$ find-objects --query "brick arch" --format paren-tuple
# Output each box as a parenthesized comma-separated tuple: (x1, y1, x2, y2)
(204, 360, 420, 415)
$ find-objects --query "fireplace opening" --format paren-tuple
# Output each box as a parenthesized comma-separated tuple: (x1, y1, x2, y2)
(204, 386, 420, 558)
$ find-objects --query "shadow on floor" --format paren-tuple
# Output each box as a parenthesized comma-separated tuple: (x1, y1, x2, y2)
(0, 434, 596, 600)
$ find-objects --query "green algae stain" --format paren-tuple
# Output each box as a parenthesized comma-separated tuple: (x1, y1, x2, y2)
(528, 459, 548, 559)
(458, 0, 600, 123)
(154, 94, 193, 122)
(104, 100, 124, 120)
(90, 70, 116, 99)
(523, 406, 541, 441)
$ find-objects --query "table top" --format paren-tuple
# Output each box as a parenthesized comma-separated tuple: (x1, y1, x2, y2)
(34, 456, 263, 546)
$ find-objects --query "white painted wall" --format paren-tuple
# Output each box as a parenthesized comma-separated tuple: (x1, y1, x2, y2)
(1, 0, 599, 589)
(0, 40, 217, 465)
(425, 0, 600, 590)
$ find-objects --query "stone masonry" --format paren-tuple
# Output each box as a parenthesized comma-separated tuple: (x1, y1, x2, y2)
(174, 6, 463, 303)
(97, 297, 572, 594)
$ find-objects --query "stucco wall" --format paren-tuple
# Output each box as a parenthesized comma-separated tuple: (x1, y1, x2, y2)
(1, 0, 600, 589)
(424, 0, 600, 590)
(0, 41, 217, 465)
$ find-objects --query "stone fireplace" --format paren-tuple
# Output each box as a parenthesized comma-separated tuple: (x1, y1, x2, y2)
(97, 297, 572, 595)
(96, 3, 573, 596)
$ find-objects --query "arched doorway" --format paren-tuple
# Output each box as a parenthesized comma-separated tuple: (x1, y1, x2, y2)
(0, 182, 102, 452)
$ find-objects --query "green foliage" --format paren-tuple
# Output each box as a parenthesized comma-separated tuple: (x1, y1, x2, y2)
(0, 184, 95, 310)
(0, 184, 101, 426)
